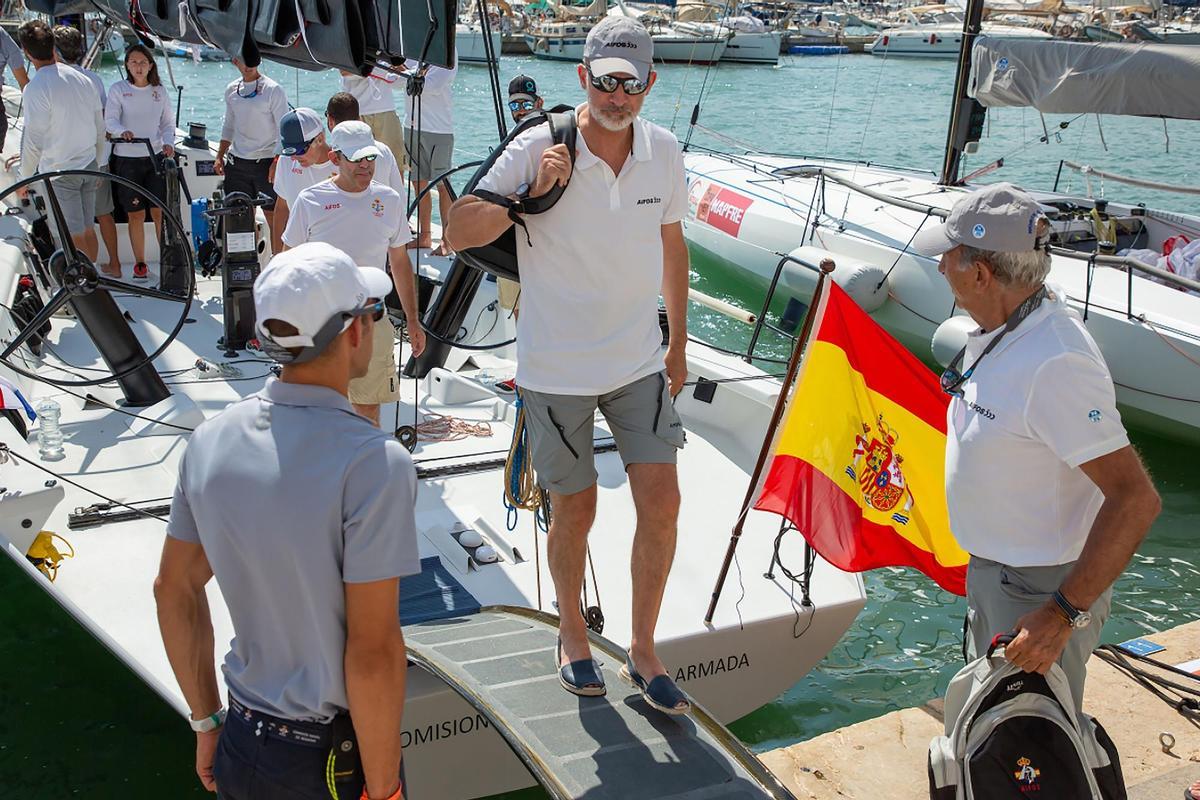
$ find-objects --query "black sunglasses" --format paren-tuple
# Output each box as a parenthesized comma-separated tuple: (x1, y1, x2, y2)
(587, 68, 649, 96)
(509, 99, 536, 111)
(281, 137, 316, 157)
(260, 301, 384, 365)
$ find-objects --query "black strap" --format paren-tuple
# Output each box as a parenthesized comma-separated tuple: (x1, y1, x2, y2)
(471, 189, 532, 247)
(945, 285, 1049, 393)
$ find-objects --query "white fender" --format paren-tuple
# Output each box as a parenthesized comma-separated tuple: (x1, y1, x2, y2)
(788, 246, 889, 312)
(931, 315, 977, 368)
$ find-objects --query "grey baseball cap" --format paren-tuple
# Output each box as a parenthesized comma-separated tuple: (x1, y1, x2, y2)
(911, 183, 1048, 257)
(583, 16, 654, 83)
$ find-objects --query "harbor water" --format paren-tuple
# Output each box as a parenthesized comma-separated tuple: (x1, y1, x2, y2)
(1, 53, 1197, 798)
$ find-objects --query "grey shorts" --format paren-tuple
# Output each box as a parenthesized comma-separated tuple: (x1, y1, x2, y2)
(94, 162, 114, 217)
(404, 128, 453, 184)
(521, 370, 685, 496)
(965, 556, 1111, 712)
(46, 162, 100, 235)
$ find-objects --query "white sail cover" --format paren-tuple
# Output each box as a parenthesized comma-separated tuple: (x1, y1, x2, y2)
(970, 37, 1200, 120)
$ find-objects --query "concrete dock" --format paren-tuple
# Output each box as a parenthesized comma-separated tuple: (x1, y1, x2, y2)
(761, 620, 1200, 799)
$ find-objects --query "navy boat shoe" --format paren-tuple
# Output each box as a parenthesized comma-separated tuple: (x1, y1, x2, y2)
(556, 637, 606, 697)
(619, 654, 691, 716)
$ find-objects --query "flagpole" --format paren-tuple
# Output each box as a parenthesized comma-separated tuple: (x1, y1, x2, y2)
(704, 259, 835, 626)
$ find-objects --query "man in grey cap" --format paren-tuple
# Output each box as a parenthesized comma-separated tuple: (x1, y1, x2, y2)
(913, 182, 1160, 708)
(444, 16, 693, 715)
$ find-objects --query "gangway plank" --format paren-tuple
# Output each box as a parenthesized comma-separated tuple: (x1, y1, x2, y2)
(403, 606, 797, 800)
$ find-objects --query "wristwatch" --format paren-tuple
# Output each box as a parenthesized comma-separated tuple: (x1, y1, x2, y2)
(189, 707, 227, 733)
(1052, 590, 1092, 630)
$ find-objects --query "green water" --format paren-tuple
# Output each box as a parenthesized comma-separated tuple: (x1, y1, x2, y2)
(1, 53, 1197, 797)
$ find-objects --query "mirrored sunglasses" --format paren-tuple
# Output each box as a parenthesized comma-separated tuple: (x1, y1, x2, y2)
(587, 69, 648, 96)
(280, 136, 316, 157)
(509, 99, 536, 111)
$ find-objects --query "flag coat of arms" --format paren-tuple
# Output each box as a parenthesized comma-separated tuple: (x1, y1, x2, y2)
(753, 281, 967, 595)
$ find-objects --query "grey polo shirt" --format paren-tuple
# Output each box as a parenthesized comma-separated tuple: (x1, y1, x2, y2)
(0, 29, 23, 88)
(168, 377, 421, 722)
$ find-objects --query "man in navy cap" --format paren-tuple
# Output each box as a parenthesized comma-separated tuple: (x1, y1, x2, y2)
(507, 73, 543, 123)
(445, 16, 693, 716)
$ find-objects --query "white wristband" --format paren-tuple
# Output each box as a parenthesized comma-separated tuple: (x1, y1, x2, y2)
(189, 707, 227, 733)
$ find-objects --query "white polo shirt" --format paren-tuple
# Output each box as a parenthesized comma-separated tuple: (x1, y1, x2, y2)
(220, 74, 290, 160)
(281, 179, 412, 271)
(273, 156, 337, 207)
(340, 68, 399, 116)
(402, 56, 457, 135)
(945, 288, 1130, 567)
(474, 108, 688, 394)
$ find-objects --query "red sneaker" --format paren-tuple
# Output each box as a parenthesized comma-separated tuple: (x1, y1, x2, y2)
(132, 262, 149, 281)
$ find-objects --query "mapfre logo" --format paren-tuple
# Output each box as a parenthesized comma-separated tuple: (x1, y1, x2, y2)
(324, 203, 341, 211)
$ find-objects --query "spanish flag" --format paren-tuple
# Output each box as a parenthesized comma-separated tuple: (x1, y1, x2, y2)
(753, 281, 967, 595)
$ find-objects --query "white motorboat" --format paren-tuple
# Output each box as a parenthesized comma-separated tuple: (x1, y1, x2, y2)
(673, 20, 782, 65)
(867, 11, 1051, 57)
(0, 86, 865, 798)
(680, 36, 1200, 443)
(456, 21, 504, 63)
(527, 8, 730, 64)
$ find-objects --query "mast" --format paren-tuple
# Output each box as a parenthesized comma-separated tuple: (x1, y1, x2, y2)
(938, 0, 987, 185)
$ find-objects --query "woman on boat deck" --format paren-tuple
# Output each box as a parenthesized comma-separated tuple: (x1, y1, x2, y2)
(105, 44, 175, 282)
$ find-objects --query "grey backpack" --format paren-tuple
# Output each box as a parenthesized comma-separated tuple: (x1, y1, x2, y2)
(928, 635, 1126, 800)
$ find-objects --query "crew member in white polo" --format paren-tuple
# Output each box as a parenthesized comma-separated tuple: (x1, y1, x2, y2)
(215, 57, 289, 250)
(282, 121, 425, 427)
(16, 20, 105, 260)
(339, 66, 407, 170)
(325, 91, 405, 197)
(155, 242, 416, 800)
(402, 50, 457, 255)
(444, 17, 692, 715)
(272, 107, 335, 243)
(912, 183, 1161, 709)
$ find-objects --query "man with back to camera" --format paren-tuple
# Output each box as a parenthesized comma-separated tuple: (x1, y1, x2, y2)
(282, 121, 426, 427)
(0, 24, 28, 152)
(401, 50, 457, 255)
(911, 183, 1161, 708)
(215, 57, 290, 251)
(508, 73, 544, 123)
(155, 242, 416, 800)
(325, 91, 405, 197)
(51, 24, 122, 278)
(16, 19, 104, 260)
(443, 17, 692, 715)
(339, 66, 407, 170)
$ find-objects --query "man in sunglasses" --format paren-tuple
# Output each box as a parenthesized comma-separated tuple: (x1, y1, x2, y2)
(911, 183, 1160, 709)
(156, 242, 416, 800)
(508, 74, 543, 123)
(326, 91, 406, 197)
(444, 16, 693, 715)
(215, 57, 290, 247)
(272, 107, 335, 253)
(282, 121, 426, 427)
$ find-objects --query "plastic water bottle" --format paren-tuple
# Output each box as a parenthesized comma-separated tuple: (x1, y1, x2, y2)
(35, 398, 65, 461)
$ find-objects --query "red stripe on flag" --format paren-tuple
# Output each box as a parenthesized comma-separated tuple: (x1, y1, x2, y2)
(815, 284, 949, 432)
(754, 454, 966, 595)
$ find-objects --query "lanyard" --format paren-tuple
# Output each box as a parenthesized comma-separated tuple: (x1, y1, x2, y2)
(945, 286, 1049, 394)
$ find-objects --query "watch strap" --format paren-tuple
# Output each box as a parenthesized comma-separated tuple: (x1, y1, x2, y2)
(1052, 590, 1081, 624)
(189, 707, 227, 733)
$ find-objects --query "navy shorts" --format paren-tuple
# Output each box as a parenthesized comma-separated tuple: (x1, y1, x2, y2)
(223, 155, 277, 209)
(109, 154, 166, 213)
(213, 702, 363, 800)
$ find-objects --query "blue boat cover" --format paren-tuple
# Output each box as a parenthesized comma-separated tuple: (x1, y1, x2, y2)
(399, 557, 481, 626)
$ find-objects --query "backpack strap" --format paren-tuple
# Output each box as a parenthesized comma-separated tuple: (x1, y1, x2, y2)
(519, 109, 577, 216)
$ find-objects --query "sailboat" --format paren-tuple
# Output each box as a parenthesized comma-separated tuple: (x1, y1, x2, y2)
(0, 3, 867, 797)
(680, 34, 1200, 443)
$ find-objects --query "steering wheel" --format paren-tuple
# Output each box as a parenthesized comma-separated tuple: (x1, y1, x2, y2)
(0, 167, 195, 387)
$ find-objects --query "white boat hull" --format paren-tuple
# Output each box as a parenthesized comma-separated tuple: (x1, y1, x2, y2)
(868, 24, 1052, 58)
(456, 23, 503, 63)
(682, 152, 1200, 442)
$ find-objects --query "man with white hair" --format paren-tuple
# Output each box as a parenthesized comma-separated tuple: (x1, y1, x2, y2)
(444, 16, 691, 715)
(912, 182, 1161, 709)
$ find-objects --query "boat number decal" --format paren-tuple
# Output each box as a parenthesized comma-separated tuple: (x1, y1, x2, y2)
(674, 652, 750, 682)
(696, 185, 753, 237)
(401, 713, 491, 748)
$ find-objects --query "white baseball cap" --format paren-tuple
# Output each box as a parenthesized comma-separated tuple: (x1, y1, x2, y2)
(328, 120, 381, 161)
(911, 183, 1049, 257)
(254, 242, 393, 363)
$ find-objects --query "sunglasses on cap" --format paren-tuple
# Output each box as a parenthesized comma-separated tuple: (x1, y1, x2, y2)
(509, 99, 536, 112)
(281, 136, 316, 157)
(587, 68, 648, 96)
(260, 301, 385, 365)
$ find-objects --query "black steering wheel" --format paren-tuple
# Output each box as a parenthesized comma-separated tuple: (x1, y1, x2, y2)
(0, 167, 195, 387)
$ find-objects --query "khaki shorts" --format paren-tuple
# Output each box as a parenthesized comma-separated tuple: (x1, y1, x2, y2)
(521, 370, 684, 496)
(363, 110, 408, 171)
(349, 316, 400, 405)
